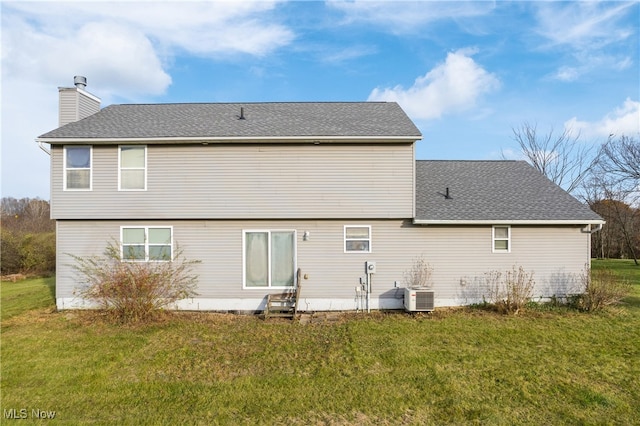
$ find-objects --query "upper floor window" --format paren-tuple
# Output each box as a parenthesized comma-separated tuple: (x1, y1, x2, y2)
(119, 146, 146, 190)
(64, 146, 91, 190)
(121, 226, 172, 261)
(344, 225, 371, 253)
(492, 226, 511, 253)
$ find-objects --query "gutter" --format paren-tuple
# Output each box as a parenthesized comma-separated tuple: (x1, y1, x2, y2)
(582, 223, 604, 234)
(413, 219, 606, 226)
(35, 135, 422, 145)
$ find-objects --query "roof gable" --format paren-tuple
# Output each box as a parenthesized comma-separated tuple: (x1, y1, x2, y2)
(415, 160, 603, 223)
(38, 102, 422, 142)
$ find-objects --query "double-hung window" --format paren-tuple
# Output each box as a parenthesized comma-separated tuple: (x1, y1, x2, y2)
(244, 230, 296, 288)
(64, 146, 91, 190)
(492, 226, 511, 253)
(119, 146, 146, 190)
(121, 226, 172, 261)
(344, 225, 371, 253)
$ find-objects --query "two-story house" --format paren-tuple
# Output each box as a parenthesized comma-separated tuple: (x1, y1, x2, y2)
(37, 78, 604, 312)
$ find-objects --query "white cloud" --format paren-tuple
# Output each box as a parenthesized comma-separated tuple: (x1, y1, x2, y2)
(4, 1, 293, 56)
(0, 1, 294, 199)
(327, 0, 494, 34)
(319, 45, 378, 64)
(535, 2, 635, 50)
(2, 1, 293, 99)
(368, 49, 500, 121)
(534, 2, 637, 81)
(553, 66, 581, 82)
(3, 18, 172, 98)
(564, 98, 640, 139)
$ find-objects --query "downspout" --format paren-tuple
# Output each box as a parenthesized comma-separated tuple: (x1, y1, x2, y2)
(584, 224, 603, 263)
(582, 224, 603, 234)
(37, 140, 51, 155)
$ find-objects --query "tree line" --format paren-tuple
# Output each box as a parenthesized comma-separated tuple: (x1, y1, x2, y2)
(1, 197, 55, 276)
(512, 125, 639, 264)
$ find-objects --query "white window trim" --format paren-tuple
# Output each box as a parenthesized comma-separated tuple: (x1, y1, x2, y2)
(63, 145, 92, 191)
(242, 229, 297, 289)
(120, 226, 173, 262)
(344, 225, 372, 253)
(118, 145, 147, 191)
(492, 225, 511, 253)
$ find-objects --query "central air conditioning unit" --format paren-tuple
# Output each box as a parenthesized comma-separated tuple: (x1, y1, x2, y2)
(404, 287, 435, 312)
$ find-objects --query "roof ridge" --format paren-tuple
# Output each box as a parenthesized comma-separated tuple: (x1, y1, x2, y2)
(416, 159, 519, 163)
(107, 101, 398, 107)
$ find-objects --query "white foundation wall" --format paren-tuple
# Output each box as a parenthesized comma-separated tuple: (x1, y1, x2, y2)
(56, 220, 591, 311)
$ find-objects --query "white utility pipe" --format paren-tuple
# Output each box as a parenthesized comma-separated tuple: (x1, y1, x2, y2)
(366, 273, 371, 313)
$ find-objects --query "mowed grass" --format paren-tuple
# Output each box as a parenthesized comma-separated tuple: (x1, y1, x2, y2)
(0, 276, 55, 321)
(592, 258, 640, 306)
(1, 260, 639, 425)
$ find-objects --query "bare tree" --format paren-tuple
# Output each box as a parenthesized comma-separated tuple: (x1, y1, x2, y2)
(590, 200, 625, 259)
(1, 197, 53, 233)
(599, 135, 640, 184)
(0, 197, 30, 216)
(508, 122, 596, 195)
(587, 137, 640, 264)
(589, 197, 639, 263)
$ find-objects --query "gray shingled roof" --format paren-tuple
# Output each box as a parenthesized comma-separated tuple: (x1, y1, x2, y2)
(415, 160, 603, 222)
(38, 102, 422, 141)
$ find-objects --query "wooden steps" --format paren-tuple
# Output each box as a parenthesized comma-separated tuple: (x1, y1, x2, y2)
(265, 292, 297, 319)
(264, 269, 302, 320)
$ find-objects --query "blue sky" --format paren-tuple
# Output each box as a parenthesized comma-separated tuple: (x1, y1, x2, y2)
(2, 1, 639, 199)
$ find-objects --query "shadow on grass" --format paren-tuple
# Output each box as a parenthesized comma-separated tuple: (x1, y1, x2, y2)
(623, 294, 640, 309)
(46, 276, 56, 302)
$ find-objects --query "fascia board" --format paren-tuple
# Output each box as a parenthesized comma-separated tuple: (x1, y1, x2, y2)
(36, 135, 422, 145)
(413, 219, 606, 225)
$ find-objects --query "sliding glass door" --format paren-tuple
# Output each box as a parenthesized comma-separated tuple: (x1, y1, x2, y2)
(244, 230, 295, 288)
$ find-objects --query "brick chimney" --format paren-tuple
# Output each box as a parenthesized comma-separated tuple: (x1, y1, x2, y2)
(58, 76, 101, 127)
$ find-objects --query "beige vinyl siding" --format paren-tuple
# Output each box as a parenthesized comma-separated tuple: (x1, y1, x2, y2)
(57, 220, 591, 308)
(51, 143, 414, 220)
(58, 88, 100, 127)
(58, 90, 78, 127)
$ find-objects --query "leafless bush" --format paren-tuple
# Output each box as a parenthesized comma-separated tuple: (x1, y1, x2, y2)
(573, 267, 631, 312)
(69, 240, 200, 323)
(483, 266, 535, 314)
(403, 255, 433, 288)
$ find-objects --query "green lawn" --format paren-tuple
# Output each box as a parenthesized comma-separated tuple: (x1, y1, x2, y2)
(1, 261, 639, 425)
(0, 276, 55, 321)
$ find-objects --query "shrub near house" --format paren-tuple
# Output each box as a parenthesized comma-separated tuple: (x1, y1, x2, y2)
(69, 241, 200, 322)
